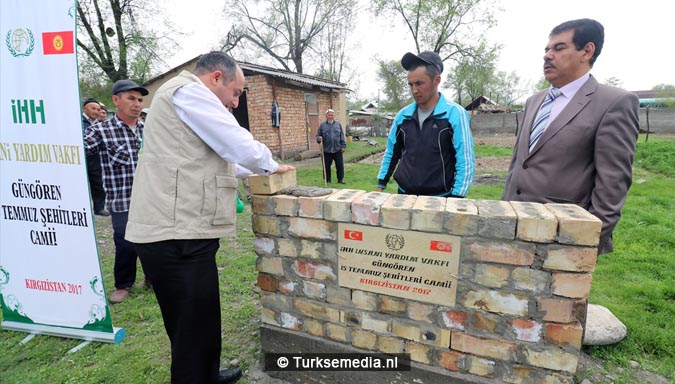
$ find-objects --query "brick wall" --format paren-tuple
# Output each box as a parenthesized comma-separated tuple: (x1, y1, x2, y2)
(245, 75, 344, 159)
(252, 190, 601, 383)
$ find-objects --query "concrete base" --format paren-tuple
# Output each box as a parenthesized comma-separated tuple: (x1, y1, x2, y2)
(260, 325, 497, 384)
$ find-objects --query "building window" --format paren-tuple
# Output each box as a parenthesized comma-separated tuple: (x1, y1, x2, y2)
(305, 93, 318, 115)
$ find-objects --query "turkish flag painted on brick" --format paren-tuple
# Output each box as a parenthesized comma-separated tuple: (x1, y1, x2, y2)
(430, 240, 452, 253)
(42, 31, 74, 54)
(344, 230, 363, 241)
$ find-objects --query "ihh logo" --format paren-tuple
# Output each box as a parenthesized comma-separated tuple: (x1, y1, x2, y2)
(12, 99, 46, 124)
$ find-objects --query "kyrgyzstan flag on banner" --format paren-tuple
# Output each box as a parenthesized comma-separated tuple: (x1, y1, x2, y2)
(42, 31, 74, 54)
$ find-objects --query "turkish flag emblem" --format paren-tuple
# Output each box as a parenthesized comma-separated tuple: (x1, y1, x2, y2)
(344, 230, 363, 241)
(430, 240, 452, 253)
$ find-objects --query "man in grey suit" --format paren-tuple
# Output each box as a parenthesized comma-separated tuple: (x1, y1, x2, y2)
(503, 19, 639, 254)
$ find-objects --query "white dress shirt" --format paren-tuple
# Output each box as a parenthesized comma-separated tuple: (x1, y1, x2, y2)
(173, 81, 278, 177)
(549, 72, 591, 123)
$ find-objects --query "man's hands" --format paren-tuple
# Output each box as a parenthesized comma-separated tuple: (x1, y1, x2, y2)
(275, 164, 296, 174)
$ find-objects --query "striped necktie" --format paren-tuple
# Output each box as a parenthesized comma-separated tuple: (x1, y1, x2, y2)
(529, 87, 561, 151)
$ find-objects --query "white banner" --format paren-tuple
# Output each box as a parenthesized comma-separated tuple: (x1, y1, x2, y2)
(0, 0, 123, 343)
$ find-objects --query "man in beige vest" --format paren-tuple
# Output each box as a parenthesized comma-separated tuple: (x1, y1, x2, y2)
(126, 52, 294, 384)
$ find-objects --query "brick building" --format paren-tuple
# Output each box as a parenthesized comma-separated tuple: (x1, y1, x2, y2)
(143, 56, 350, 159)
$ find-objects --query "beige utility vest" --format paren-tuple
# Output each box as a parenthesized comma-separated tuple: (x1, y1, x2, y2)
(126, 71, 238, 243)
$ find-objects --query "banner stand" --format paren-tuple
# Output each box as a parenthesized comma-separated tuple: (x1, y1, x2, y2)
(1, 0, 124, 344)
(2, 321, 126, 344)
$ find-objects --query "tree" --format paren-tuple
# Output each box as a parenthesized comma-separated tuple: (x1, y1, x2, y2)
(222, 0, 356, 74)
(533, 77, 550, 92)
(376, 58, 411, 112)
(76, 0, 176, 84)
(652, 84, 675, 91)
(313, 8, 355, 83)
(444, 42, 498, 105)
(489, 70, 528, 106)
(604, 76, 623, 89)
(372, 0, 498, 62)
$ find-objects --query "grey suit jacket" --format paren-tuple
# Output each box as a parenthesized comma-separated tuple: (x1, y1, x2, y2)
(503, 76, 639, 253)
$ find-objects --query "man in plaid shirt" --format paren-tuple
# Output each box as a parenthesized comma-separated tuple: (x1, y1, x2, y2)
(84, 79, 148, 304)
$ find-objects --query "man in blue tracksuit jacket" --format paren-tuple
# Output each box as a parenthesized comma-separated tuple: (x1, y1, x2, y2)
(377, 51, 474, 197)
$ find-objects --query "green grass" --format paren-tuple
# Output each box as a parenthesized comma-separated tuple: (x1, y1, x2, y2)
(634, 139, 675, 176)
(474, 145, 513, 158)
(0, 215, 262, 383)
(2, 134, 674, 383)
(584, 166, 675, 379)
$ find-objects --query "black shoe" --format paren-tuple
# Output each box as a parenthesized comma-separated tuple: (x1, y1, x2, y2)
(216, 368, 242, 384)
(338, 180, 346, 184)
(95, 209, 110, 217)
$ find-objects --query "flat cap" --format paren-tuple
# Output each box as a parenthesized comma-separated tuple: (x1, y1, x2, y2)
(401, 51, 443, 73)
(112, 79, 149, 96)
(83, 97, 99, 107)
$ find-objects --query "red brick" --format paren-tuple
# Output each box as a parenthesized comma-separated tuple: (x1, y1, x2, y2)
(438, 350, 464, 371)
(442, 310, 468, 330)
(544, 322, 584, 349)
(292, 260, 336, 281)
(472, 312, 500, 333)
(511, 318, 542, 342)
(465, 240, 535, 266)
(538, 298, 586, 323)
(278, 279, 297, 294)
(257, 273, 278, 292)
(551, 273, 593, 298)
(451, 333, 516, 361)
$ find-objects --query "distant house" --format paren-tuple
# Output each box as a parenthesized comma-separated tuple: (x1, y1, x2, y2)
(464, 95, 509, 114)
(348, 101, 394, 137)
(142, 56, 350, 159)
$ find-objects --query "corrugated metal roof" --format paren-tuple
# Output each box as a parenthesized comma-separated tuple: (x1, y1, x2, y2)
(239, 62, 350, 92)
(143, 56, 351, 92)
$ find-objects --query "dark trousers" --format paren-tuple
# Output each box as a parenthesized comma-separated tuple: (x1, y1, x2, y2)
(110, 211, 138, 289)
(134, 239, 222, 384)
(323, 151, 344, 183)
(86, 153, 106, 212)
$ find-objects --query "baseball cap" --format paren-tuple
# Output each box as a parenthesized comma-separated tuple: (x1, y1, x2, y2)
(401, 51, 444, 73)
(112, 79, 149, 96)
(83, 97, 99, 107)
(326, 109, 335, 114)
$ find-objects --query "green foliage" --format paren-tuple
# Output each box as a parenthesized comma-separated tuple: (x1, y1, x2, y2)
(376, 59, 411, 113)
(534, 76, 550, 92)
(651, 83, 675, 91)
(445, 41, 499, 105)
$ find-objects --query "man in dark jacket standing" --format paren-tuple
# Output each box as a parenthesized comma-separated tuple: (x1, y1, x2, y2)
(377, 51, 474, 197)
(81, 98, 108, 216)
(316, 109, 347, 184)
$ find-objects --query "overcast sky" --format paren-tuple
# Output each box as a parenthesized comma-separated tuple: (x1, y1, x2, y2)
(165, 0, 675, 100)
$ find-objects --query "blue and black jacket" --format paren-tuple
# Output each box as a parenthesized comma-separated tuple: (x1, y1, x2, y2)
(377, 93, 474, 197)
